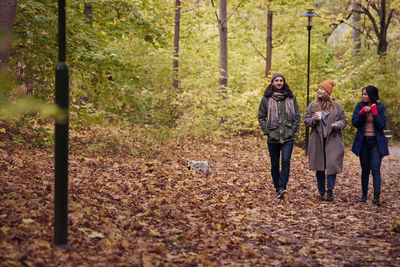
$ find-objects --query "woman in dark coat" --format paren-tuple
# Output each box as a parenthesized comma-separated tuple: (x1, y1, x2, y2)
(304, 80, 347, 201)
(352, 85, 389, 205)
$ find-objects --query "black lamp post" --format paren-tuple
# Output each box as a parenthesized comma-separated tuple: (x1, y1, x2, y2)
(54, 0, 70, 247)
(300, 9, 319, 155)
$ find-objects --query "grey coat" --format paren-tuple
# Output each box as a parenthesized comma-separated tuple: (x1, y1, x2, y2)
(304, 101, 347, 175)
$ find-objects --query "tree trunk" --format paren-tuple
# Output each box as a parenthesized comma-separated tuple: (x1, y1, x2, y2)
(218, 0, 227, 98)
(172, 0, 181, 90)
(265, 0, 272, 77)
(351, 2, 361, 55)
(0, 0, 17, 73)
(355, 0, 393, 56)
(377, 0, 388, 55)
(84, 3, 93, 24)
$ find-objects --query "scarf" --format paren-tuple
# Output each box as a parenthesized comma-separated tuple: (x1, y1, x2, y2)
(267, 92, 296, 128)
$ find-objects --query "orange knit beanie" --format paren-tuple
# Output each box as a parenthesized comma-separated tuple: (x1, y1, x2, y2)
(319, 80, 335, 95)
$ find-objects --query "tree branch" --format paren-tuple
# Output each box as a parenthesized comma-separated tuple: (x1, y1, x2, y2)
(273, 9, 298, 48)
(237, 11, 266, 60)
(222, 0, 245, 26)
(339, 19, 377, 46)
(210, 0, 220, 24)
(156, 8, 196, 19)
(386, 9, 394, 30)
(355, 3, 380, 38)
(370, 2, 381, 17)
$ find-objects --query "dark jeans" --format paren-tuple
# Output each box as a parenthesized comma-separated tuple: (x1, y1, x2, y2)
(316, 171, 336, 195)
(316, 137, 337, 195)
(359, 136, 382, 194)
(268, 139, 294, 192)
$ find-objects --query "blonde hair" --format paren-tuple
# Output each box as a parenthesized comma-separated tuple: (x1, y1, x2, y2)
(315, 90, 336, 112)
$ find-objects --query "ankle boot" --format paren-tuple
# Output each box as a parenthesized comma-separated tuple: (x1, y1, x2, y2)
(326, 189, 334, 201)
(372, 192, 380, 205)
(359, 192, 367, 202)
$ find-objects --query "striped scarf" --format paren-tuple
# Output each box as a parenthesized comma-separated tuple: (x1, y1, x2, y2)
(267, 92, 296, 128)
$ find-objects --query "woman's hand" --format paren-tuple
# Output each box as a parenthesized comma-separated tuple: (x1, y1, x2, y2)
(359, 106, 370, 115)
(331, 123, 339, 129)
(371, 104, 378, 115)
(314, 114, 320, 121)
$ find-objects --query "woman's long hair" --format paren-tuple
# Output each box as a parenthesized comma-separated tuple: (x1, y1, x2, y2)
(263, 81, 294, 98)
(363, 85, 379, 103)
(314, 90, 336, 112)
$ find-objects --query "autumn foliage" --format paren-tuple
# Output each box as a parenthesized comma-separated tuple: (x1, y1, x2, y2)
(1, 124, 400, 266)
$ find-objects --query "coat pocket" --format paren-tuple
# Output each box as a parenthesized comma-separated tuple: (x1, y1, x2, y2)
(283, 122, 295, 140)
(266, 127, 279, 142)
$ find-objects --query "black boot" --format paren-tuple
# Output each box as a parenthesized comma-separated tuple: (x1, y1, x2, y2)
(319, 193, 325, 201)
(372, 192, 380, 205)
(359, 192, 367, 202)
(326, 189, 334, 201)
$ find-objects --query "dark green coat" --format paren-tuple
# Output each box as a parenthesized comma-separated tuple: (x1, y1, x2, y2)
(258, 95, 301, 143)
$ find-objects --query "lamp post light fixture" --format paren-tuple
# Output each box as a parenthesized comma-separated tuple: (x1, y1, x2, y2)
(300, 9, 320, 155)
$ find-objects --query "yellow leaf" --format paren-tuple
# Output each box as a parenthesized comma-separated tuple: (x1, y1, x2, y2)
(1, 241, 13, 249)
(0, 128, 6, 133)
(149, 229, 162, 237)
(36, 240, 51, 249)
(88, 231, 105, 239)
(22, 218, 34, 224)
(121, 240, 129, 248)
(277, 237, 287, 243)
(0, 226, 9, 232)
(364, 255, 375, 259)
(78, 227, 93, 233)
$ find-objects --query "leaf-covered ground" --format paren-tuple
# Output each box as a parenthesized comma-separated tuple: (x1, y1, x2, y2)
(1, 125, 400, 266)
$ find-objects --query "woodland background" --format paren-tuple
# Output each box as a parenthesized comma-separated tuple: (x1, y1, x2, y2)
(1, 0, 400, 266)
(1, 0, 400, 144)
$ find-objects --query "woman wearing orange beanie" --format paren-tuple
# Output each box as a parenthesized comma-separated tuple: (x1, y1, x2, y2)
(304, 80, 347, 201)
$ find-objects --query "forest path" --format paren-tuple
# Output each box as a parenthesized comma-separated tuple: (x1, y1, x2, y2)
(389, 143, 400, 156)
(1, 128, 400, 266)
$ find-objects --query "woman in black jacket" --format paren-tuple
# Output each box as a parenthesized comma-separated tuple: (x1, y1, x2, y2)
(351, 85, 389, 205)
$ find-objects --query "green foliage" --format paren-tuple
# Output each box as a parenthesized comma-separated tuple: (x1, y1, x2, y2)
(0, 73, 59, 120)
(10, 0, 168, 123)
(6, 0, 400, 146)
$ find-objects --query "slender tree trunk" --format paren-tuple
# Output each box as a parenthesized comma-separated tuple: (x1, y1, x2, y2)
(218, 0, 227, 98)
(265, 0, 272, 77)
(84, 3, 93, 24)
(172, 0, 181, 90)
(352, 3, 361, 55)
(355, 0, 393, 56)
(378, 0, 388, 55)
(0, 0, 17, 73)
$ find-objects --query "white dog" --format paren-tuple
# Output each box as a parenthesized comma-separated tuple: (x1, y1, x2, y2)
(187, 161, 212, 176)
